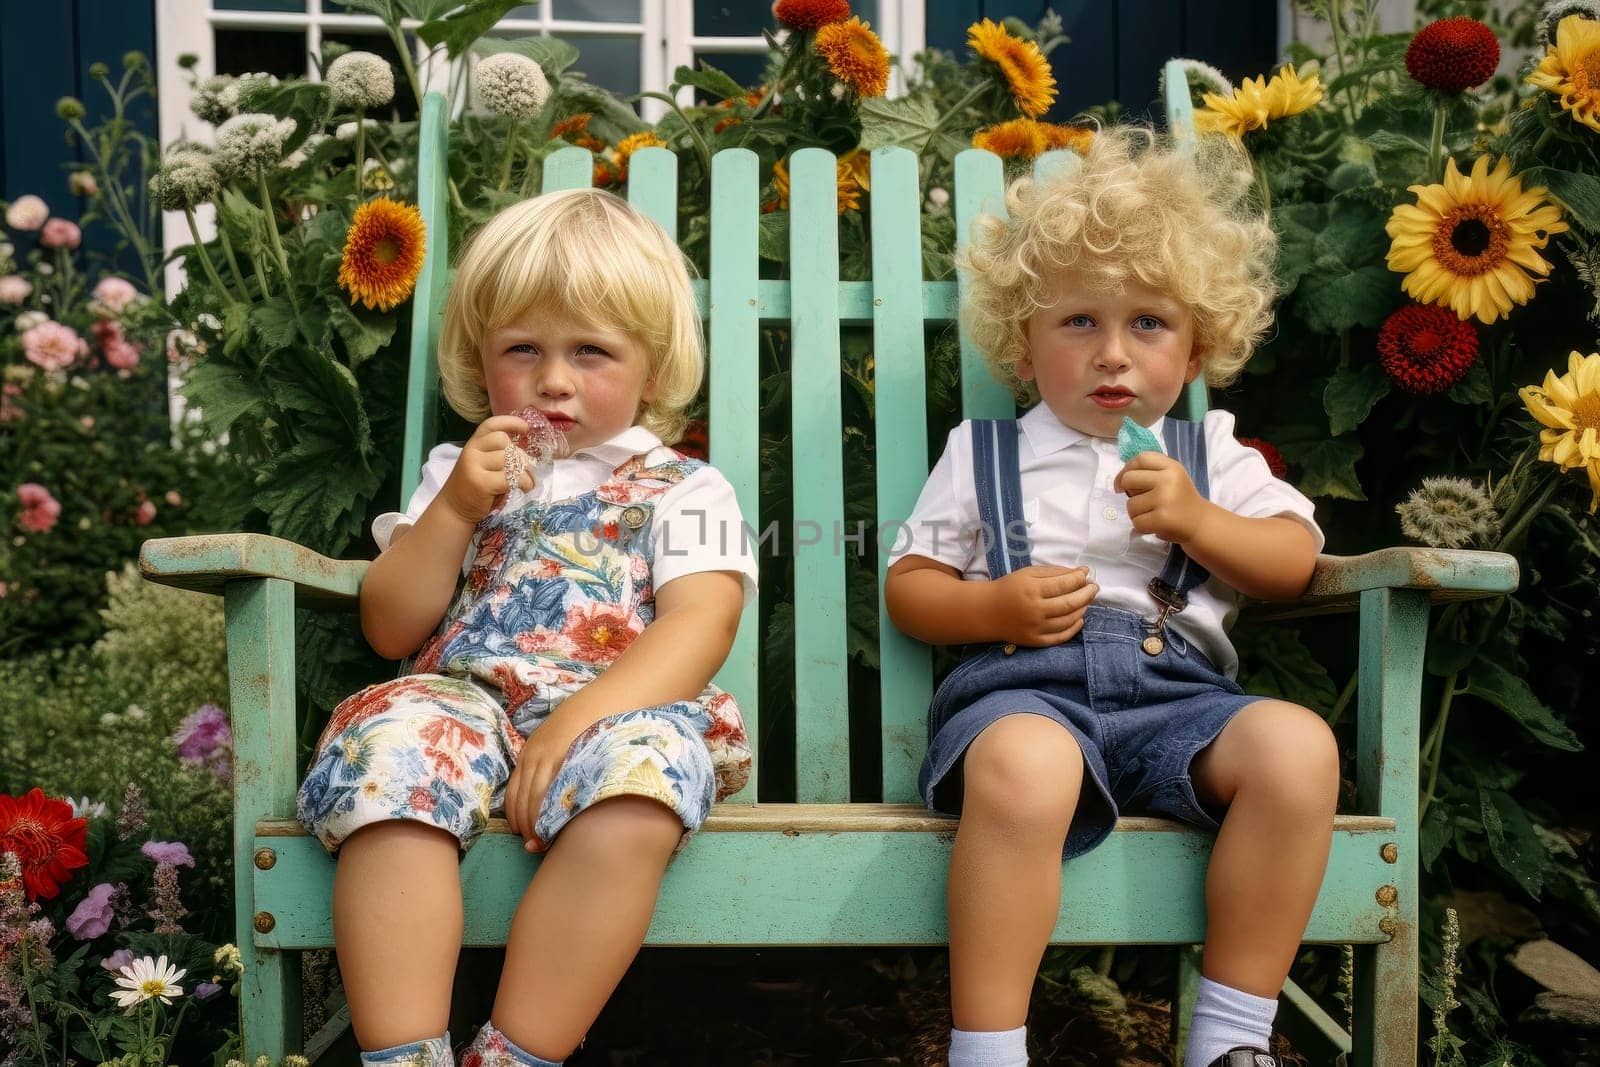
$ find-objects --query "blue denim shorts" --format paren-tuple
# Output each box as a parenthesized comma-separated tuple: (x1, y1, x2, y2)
(919, 605, 1261, 859)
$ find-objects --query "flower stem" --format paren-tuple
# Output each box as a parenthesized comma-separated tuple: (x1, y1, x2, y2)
(214, 220, 254, 301)
(353, 110, 367, 202)
(1428, 102, 1447, 182)
(1533, 128, 1554, 157)
(498, 119, 520, 191)
(1327, 0, 1357, 123)
(638, 91, 713, 178)
(385, 9, 425, 111)
(1418, 671, 1460, 819)
(257, 167, 308, 331)
(1325, 670, 1358, 728)
(1496, 473, 1561, 551)
(932, 82, 990, 146)
(183, 207, 237, 305)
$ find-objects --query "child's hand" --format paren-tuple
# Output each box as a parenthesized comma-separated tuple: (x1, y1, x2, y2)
(988, 564, 1098, 647)
(503, 712, 589, 851)
(437, 415, 536, 525)
(1114, 453, 1210, 544)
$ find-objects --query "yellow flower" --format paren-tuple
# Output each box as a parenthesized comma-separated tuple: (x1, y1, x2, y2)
(815, 16, 890, 98)
(971, 118, 1093, 159)
(770, 156, 861, 214)
(967, 18, 1057, 118)
(338, 197, 426, 312)
(1195, 64, 1323, 138)
(612, 131, 666, 181)
(1527, 14, 1600, 133)
(839, 147, 871, 192)
(1519, 350, 1600, 513)
(1385, 155, 1568, 325)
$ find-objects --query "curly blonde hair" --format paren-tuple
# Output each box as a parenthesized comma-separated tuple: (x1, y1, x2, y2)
(437, 188, 703, 443)
(959, 124, 1277, 400)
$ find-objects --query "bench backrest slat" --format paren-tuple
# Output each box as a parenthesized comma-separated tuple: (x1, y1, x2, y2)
(870, 146, 933, 802)
(953, 149, 1014, 421)
(707, 148, 762, 802)
(401, 92, 451, 505)
(789, 147, 852, 803)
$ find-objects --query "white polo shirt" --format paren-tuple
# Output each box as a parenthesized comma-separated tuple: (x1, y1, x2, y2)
(888, 404, 1324, 677)
(372, 424, 758, 606)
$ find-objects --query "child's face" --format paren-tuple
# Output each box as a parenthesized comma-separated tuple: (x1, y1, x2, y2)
(481, 305, 657, 455)
(1021, 269, 1202, 437)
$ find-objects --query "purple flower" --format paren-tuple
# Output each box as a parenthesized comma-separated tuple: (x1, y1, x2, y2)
(140, 841, 195, 868)
(172, 703, 232, 782)
(65, 883, 116, 939)
(101, 947, 134, 972)
(194, 981, 222, 1000)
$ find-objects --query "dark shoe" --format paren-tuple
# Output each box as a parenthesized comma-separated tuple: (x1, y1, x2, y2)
(1206, 1049, 1279, 1067)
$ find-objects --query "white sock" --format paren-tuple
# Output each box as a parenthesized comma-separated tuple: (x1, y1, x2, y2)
(1184, 976, 1277, 1066)
(948, 1025, 1028, 1067)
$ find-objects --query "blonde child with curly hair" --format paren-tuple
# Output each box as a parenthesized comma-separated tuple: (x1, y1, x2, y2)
(884, 127, 1336, 1067)
(297, 189, 756, 1066)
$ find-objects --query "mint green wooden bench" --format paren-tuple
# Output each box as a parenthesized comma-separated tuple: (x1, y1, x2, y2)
(140, 61, 1518, 1064)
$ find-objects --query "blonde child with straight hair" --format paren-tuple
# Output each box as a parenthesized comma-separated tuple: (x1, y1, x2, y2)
(297, 188, 756, 1066)
(885, 126, 1337, 1067)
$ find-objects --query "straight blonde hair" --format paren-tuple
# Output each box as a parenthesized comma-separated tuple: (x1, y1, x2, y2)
(438, 188, 703, 443)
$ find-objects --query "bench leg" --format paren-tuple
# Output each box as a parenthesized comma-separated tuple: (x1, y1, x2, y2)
(1353, 932, 1417, 1066)
(241, 943, 303, 1060)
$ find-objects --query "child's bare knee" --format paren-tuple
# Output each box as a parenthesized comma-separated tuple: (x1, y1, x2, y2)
(1238, 702, 1340, 809)
(962, 715, 1083, 832)
(565, 795, 683, 853)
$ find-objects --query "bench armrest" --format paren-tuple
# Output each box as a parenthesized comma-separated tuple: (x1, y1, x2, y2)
(139, 533, 368, 605)
(1253, 547, 1518, 619)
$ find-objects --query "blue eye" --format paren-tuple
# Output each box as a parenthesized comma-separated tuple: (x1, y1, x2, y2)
(578, 343, 610, 357)
(1134, 315, 1165, 331)
(1066, 314, 1094, 328)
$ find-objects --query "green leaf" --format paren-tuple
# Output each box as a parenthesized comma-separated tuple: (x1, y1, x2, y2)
(1232, 622, 1338, 714)
(1421, 800, 1452, 870)
(255, 432, 382, 554)
(218, 187, 272, 258)
(396, 0, 458, 21)
(329, 302, 399, 369)
(1324, 363, 1392, 436)
(180, 358, 268, 438)
(336, 0, 391, 16)
(1464, 659, 1583, 751)
(672, 61, 747, 103)
(265, 347, 374, 455)
(1279, 438, 1367, 500)
(758, 210, 789, 264)
(474, 35, 580, 76)
(1447, 360, 1492, 406)
(1478, 787, 1547, 898)
(416, 0, 523, 58)
(249, 298, 302, 351)
(1271, 202, 1324, 293)
(1283, 204, 1398, 333)
(859, 95, 966, 159)
(1523, 166, 1600, 233)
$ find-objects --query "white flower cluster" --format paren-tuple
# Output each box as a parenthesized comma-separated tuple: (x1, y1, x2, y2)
(190, 71, 281, 125)
(326, 50, 395, 110)
(1396, 476, 1501, 550)
(476, 52, 550, 119)
(214, 113, 297, 179)
(149, 148, 221, 211)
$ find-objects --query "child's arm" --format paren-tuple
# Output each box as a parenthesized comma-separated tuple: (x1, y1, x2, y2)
(884, 555, 1098, 648)
(503, 569, 744, 844)
(360, 415, 534, 659)
(1115, 452, 1318, 600)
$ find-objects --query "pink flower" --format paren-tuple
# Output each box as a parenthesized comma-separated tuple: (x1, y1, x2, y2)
(17, 482, 61, 533)
(164, 490, 182, 506)
(134, 500, 157, 525)
(139, 841, 195, 868)
(21, 320, 86, 371)
(0, 383, 21, 424)
(79, 415, 94, 430)
(65, 882, 117, 939)
(100, 947, 135, 972)
(5, 195, 48, 230)
(39, 218, 82, 250)
(91, 277, 139, 316)
(195, 981, 223, 1000)
(105, 339, 140, 370)
(0, 275, 30, 304)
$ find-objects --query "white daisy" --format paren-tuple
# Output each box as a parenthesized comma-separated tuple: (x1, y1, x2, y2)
(111, 954, 187, 1013)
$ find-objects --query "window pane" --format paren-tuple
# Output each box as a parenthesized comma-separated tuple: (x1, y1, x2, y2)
(694, 0, 876, 36)
(567, 34, 640, 102)
(216, 0, 307, 10)
(553, 0, 639, 22)
(323, 30, 420, 119)
(215, 28, 307, 78)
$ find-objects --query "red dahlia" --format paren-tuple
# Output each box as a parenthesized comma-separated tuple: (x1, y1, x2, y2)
(1405, 17, 1500, 94)
(1377, 304, 1480, 394)
(0, 788, 89, 901)
(773, 0, 852, 31)
(1238, 437, 1289, 479)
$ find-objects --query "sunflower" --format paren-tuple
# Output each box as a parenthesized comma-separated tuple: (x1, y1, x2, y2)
(967, 18, 1057, 117)
(1195, 65, 1323, 138)
(972, 118, 1092, 159)
(612, 131, 667, 181)
(1520, 350, 1600, 513)
(770, 156, 861, 214)
(338, 197, 426, 312)
(1385, 155, 1568, 324)
(773, 0, 851, 31)
(838, 147, 871, 191)
(1527, 14, 1600, 133)
(815, 16, 889, 98)
(550, 112, 592, 140)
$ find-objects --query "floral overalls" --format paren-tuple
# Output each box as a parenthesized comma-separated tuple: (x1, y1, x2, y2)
(297, 451, 752, 854)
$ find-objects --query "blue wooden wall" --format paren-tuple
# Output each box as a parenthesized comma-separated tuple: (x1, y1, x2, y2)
(0, 0, 158, 227)
(927, 0, 1279, 120)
